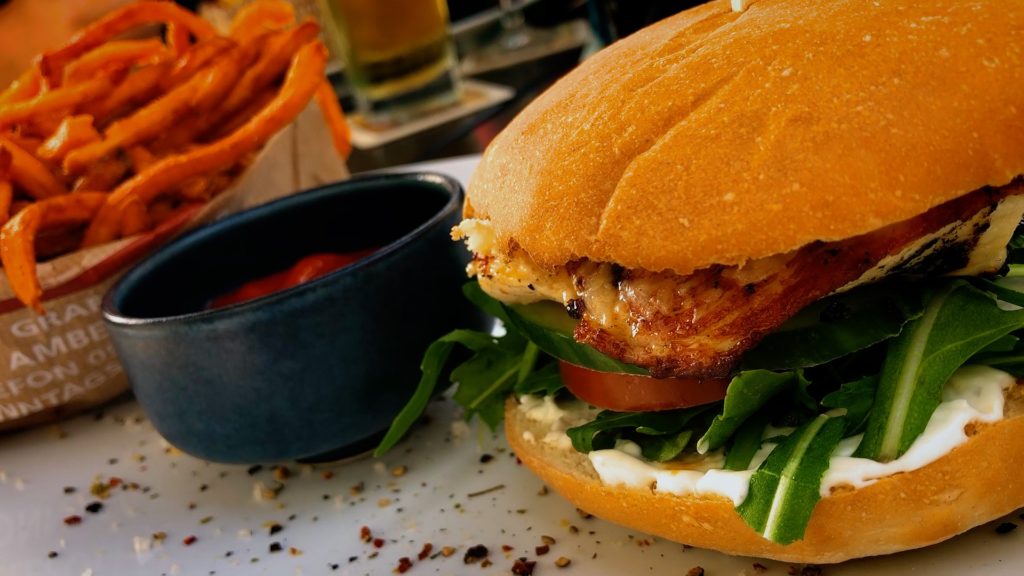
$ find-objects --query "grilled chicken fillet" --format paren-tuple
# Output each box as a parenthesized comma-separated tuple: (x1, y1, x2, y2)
(456, 182, 1024, 378)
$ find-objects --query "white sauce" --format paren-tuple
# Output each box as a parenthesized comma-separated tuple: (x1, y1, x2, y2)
(822, 365, 1013, 493)
(519, 366, 1015, 506)
(518, 395, 596, 451)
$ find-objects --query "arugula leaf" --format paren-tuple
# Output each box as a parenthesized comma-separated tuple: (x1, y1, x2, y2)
(856, 281, 1024, 461)
(504, 302, 648, 375)
(820, 376, 877, 436)
(736, 414, 846, 544)
(566, 408, 705, 453)
(696, 371, 795, 454)
(724, 412, 770, 471)
(513, 361, 564, 395)
(742, 283, 924, 371)
(462, 281, 512, 324)
(640, 430, 693, 462)
(972, 277, 1024, 308)
(970, 336, 1024, 377)
(450, 347, 525, 429)
(974, 334, 1019, 355)
(375, 330, 500, 456)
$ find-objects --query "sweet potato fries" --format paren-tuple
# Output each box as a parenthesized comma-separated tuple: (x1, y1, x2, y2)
(0, 0, 350, 312)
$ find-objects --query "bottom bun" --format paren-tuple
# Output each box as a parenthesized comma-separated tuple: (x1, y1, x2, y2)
(505, 387, 1024, 564)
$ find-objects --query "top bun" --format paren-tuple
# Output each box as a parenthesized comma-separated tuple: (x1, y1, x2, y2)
(467, 0, 1024, 276)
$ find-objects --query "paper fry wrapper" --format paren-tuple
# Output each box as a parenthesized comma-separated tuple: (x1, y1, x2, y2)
(0, 104, 348, 431)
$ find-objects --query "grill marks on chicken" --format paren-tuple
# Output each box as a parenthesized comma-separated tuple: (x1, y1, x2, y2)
(570, 184, 1019, 378)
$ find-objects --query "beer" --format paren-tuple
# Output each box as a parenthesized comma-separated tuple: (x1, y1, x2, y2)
(320, 0, 460, 125)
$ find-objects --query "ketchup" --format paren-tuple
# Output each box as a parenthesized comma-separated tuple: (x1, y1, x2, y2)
(210, 249, 375, 308)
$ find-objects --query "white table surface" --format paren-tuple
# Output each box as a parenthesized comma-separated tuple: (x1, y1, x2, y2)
(2, 154, 1022, 576)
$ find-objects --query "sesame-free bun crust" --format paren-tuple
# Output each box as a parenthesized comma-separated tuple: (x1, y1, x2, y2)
(505, 389, 1024, 563)
(468, 0, 1024, 275)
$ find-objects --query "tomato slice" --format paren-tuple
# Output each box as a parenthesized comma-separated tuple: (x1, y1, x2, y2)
(558, 361, 729, 412)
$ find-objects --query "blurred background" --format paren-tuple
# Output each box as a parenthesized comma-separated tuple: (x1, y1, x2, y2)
(0, 0, 705, 171)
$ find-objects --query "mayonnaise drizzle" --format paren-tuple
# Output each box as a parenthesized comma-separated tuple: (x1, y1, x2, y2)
(518, 366, 1015, 506)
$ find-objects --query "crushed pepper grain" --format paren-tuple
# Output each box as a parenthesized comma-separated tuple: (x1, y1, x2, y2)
(511, 557, 536, 575)
(394, 557, 413, 573)
(463, 544, 489, 564)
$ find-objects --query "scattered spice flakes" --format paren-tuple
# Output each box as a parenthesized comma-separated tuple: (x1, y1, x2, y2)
(269, 542, 283, 553)
(351, 481, 365, 496)
(360, 526, 372, 543)
(463, 544, 489, 564)
(686, 567, 705, 576)
(555, 557, 571, 568)
(391, 465, 408, 477)
(378, 498, 392, 508)
(183, 535, 197, 546)
(468, 484, 506, 498)
(501, 545, 515, 553)
(84, 502, 103, 514)
(329, 563, 340, 570)
(63, 486, 76, 495)
(540, 535, 556, 546)
(322, 470, 334, 480)
(47, 551, 58, 559)
(253, 481, 283, 501)
(89, 480, 112, 499)
(479, 454, 494, 464)
(568, 525, 580, 535)
(63, 515, 82, 526)
(441, 546, 456, 558)
(199, 484, 208, 492)
(273, 466, 291, 481)
(996, 522, 1018, 534)
(417, 543, 433, 561)
(266, 522, 283, 535)
(511, 557, 536, 575)
(373, 538, 385, 549)
(481, 559, 493, 568)
(535, 545, 550, 556)
(153, 531, 167, 542)
(246, 465, 263, 476)
(199, 516, 213, 525)
(753, 562, 768, 573)
(800, 566, 823, 576)
(288, 547, 303, 556)
(577, 508, 594, 520)
(537, 486, 549, 496)
(394, 557, 413, 573)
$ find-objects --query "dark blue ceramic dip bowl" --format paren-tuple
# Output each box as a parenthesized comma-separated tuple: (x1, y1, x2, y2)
(102, 173, 486, 464)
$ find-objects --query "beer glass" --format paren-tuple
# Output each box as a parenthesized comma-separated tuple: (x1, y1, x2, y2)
(320, 0, 461, 126)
